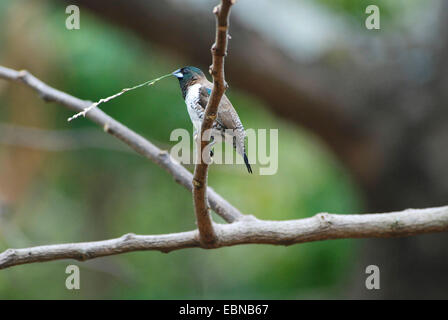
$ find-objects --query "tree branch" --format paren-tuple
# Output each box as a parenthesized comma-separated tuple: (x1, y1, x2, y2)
(1, 66, 448, 270)
(192, 0, 234, 247)
(1, 206, 448, 270)
(0, 65, 246, 223)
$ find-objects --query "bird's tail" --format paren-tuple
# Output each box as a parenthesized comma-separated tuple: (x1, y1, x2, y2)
(244, 153, 253, 174)
(232, 131, 253, 174)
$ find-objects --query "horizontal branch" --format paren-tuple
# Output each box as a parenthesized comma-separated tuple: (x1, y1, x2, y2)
(1, 206, 448, 269)
(0, 65, 245, 223)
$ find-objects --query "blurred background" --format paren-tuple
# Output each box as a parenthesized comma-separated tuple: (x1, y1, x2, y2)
(0, 0, 446, 299)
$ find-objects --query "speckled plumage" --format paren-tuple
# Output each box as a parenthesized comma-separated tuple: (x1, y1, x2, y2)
(173, 66, 252, 173)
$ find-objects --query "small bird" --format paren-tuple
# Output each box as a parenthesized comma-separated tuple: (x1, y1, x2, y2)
(172, 66, 252, 173)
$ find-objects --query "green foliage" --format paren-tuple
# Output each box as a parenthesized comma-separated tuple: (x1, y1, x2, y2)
(315, 0, 422, 31)
(317, 0, 392, 22)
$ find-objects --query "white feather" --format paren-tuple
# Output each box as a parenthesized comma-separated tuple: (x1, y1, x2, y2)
(185, 83, 203, 133)
(185, 83, 234, 150)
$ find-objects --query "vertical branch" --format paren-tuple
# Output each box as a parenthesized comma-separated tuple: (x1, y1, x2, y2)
(192, 0, 234, 247)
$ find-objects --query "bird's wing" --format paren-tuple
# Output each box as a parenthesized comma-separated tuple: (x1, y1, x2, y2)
(219, 96, 243, 129)
(199, 86, 242, 130)
(198, 86, 225, 130)
(199, 85, 247, 156)
(198, 86, 211, 111)
(219, 96, 247, 155)
(199, 83, 252, 173)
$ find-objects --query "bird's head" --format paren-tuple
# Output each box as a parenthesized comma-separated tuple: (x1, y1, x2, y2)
(172, 66, 205, 86)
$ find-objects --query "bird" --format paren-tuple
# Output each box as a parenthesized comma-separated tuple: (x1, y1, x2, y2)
(172, 66, 252, 174)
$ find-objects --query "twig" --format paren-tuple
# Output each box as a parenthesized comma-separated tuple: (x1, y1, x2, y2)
(67, 74, 171, 122)
(0, 65, 246, 223)
(192, 0, 234, 247)
(1, 206, 448, 269)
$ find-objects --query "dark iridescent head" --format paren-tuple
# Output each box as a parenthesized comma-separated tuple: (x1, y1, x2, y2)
(172, 66, 206, 98)
(172, 66, 205, 86)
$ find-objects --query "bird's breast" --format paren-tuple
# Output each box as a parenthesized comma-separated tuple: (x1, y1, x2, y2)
(185, 84, 203, 131)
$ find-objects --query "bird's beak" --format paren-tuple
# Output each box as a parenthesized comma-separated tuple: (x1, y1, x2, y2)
(172, 69, 183, 79)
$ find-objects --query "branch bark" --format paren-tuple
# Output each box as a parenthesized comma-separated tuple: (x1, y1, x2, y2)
(1, 206, 447, 270)
(192, 0, 234, 247)
(0, 65, 246, 223)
